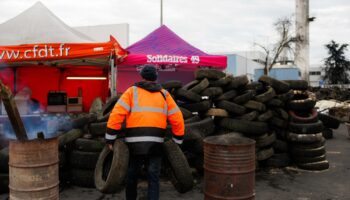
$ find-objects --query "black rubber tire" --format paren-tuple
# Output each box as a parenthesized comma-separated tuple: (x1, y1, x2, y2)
(267, 98, 285, 108)
(95, 140, 129, 194)
(58, 129, 83, 149)
(189, 78, 210, 94)
(201, 87, 223, 98)
(269, 117, 288, 128)
(288, 90, 316, 111)
(256, 133, 276, 148)
(195, 69, 226, 80)
(272, 139, 288, 153)
(289, 120, 324, 134)
(215, 90, 238, 101)
(209, 77, 230, 87)
(184, 115, 201, 124)
(257, 148, 274, 161)
(69, 150, 100, 170)
(233, 90, 255, 104)
(318, 113, 341, 129)
(258, 110, 274, 122)
(297, 160, 329, 171)
(0, 173, 9, 194)
(289, 109, 318, 124)
(89, 122, 107, 136)
(291, 137, 326, 149)
(263, 153, 290, 168)
(175, 88, 202, 102)
(276, 90, 294, 102)
(205, 108, 229, 117)
(182, 80, 199, 90)
(273, 108, 289, 120)
(217, 100, 246, 115)
(287, 132, 324, 143)
(72, 114, 97, 129)
(163, 140, 194, 193)
(162, 80, 183, 90)
(255, 87, 276, 103)
(245, 82, 264, 92)
(244, 100, 266, 112)
(102, 96, 120, 116)
(219, 118, 269, 136)
(181, 100, 212, 112)
(284, 80, 308, 91)
(322, 128, 333, 139)
(70, 168, 95, 188)
(185, 117, 215, 138)
(74, 138, 104, 152)
(258, 75, 290, 94)
(226, 75, 249, 89)
(180, 107, 193, 119)
(293, 155, 326, 164)
(236, 111, 259, 121)
(290, 146, 326, 157)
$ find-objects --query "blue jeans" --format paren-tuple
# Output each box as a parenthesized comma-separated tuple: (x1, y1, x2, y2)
(125, 155, 162, 200)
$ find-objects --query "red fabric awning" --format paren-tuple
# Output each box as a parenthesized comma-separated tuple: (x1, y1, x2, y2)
(0, 36, 127, 63)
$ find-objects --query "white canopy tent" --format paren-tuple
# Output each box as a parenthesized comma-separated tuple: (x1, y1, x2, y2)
(0, 1, 94, 45)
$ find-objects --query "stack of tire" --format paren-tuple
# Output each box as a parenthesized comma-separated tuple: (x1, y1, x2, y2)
(285, 80, 329, 171)
(57, 97, 114, 189)
(253, 76, 293, 168)
(67, 138, 104, 188)
(318, 112, 341, 139)
(216, 75, 293, 167)
(0, 147, 9, 194)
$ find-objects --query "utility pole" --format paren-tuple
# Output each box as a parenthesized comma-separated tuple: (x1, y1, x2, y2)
(295, 0, 310, 81)
(160, 0, 163, 26)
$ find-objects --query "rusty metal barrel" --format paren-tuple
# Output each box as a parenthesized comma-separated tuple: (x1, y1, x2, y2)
(9, 137, 59, 200)
(204, 134, 256, 200)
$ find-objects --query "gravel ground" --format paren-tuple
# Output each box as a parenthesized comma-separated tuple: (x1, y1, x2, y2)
(1, 124, 350, 200)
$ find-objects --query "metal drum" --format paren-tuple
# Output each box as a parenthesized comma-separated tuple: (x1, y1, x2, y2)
(204, 134, 256, 200)
(9, 137, 59, 200)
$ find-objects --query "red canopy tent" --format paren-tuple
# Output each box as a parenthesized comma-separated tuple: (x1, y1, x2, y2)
(117, 25, 227, 92)
(0, 38, 127, 111)
(0, 2, 127, 111)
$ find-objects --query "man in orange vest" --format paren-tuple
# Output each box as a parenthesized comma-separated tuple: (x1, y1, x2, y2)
(105, 65, 185, 200)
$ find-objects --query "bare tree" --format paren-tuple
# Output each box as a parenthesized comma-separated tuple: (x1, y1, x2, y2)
(255, 17, 300, 75)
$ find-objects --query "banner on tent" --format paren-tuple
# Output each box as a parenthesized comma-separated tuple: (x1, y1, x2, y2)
(146, 54, 200, 65)
(0, 37, 127, 63)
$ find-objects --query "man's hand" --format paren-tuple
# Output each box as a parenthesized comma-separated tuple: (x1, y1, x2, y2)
(108, 144, 113, 151)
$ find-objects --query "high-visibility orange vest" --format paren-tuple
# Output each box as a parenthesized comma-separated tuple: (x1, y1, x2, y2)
(106, 86, 185, 146)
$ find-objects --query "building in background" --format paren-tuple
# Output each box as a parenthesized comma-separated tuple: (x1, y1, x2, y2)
(213, 51, 265, 81)
(309, 64, 324, 87)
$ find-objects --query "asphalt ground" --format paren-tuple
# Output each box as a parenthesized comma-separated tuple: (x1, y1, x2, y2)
(1, 124, 350, 200)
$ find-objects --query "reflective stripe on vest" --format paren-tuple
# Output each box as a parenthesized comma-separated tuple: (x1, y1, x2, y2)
(125, 136, 164, 143)
(117, 99, 131, 112)
(131, 86, 168, 115)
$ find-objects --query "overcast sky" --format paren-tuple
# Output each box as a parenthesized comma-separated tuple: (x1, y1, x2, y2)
(0, 0, 349, 65)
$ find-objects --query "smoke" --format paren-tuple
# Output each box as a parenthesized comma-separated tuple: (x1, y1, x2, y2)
(1, 114, 73, 140)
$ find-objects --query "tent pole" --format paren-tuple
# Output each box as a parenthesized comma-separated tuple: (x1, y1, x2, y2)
(110, 57, 117, 97)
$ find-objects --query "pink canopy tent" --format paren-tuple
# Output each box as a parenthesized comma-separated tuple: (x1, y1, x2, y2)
(117, 25, 227, 92)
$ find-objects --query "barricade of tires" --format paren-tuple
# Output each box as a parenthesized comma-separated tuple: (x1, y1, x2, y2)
(286, 82, 330, 171)
(163, 70, 333, 172)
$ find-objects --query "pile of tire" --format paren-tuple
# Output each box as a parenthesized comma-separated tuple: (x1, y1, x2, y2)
(58, 97, 114, 188)
(286, 80, 330, 171)
(216, 75, 292, 168)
